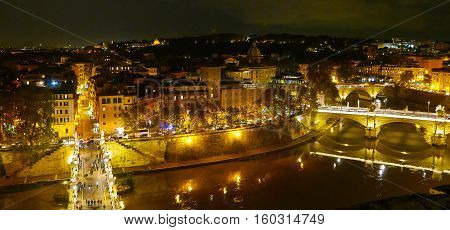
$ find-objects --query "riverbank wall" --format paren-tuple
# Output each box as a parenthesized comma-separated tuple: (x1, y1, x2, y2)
(384, 87, 450, 111)
(0, 114, 324, 188)
(117, 120, 306, 165)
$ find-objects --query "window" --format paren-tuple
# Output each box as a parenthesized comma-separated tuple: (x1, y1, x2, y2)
(65, 128, 68, 134)
(102, 98, 106, 104)
(103, 114, 106, 118)
(118, 98, 122, 103)
(113, 98, 117, 103)
(107, 98, 111, 104)
(65, 109, 68, 114)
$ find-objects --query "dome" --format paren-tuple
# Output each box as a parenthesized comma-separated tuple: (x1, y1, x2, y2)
(152, 38, 161, 46)
(247, 42, 262, 64)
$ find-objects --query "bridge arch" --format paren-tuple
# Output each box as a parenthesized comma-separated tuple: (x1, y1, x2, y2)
(376, 121, 432, 143)
(315, 107, 449, 146)
(337, 84, 386, 101)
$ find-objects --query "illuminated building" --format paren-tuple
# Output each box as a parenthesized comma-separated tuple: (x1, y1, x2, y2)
(381, 65, 425, 82)
(220, 81, 263, 109)
(225, 66, 276, 85)
(431, 68, 450, 92)
(417, 58, 443, 74)
(157, 78, 209, 114)
(354, 64, 381, 75)
(146, 67, 158, 76)
(199, 66, 222, 101)
(98, 92, 136, 134)
(51, 91, 76, 138)
(72, 63, 96, 84)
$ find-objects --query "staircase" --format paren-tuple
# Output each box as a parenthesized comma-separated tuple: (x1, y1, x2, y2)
(107, 141, 153, 168)
(17, 145, 73, 178)
(118, 140, 166, 163)
(116, 141, 149, 159)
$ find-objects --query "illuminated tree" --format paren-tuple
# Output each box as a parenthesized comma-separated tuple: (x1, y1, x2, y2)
(423, 74, 432, 85)
(307, 64, 338, 105)
(399, 70, 414, 86)
(121, 102, 147, 134)
(13, 86, 55, 146)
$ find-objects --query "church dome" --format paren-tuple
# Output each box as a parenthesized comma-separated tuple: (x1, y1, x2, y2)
(247, 42, 262, 64)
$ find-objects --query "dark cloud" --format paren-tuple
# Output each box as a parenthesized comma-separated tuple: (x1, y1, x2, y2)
(0, 0, 448, 47)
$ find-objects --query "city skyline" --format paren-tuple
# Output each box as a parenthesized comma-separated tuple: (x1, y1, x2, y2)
(0, 0, 449, 47)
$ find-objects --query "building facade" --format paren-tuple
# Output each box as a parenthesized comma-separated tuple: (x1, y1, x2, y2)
(98, 94, 136, 134)
(431, 68, 450, 92)
(225, 66, 276, 85)
(381, 65, 425, 82)
(220, 85, 263, 109)
(52, 93, 76, 138)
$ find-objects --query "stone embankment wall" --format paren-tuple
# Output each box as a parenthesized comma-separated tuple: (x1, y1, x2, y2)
(116, 118, 309, 167)
(384, 87, 450, 111)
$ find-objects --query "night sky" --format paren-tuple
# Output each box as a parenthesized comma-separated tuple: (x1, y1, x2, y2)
(0, 0, 449, 47)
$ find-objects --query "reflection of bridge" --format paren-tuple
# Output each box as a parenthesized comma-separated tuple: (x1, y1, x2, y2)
(315, 106, 449, 146)
(337, 83, 392, 100)
(308, 138, 450, 179)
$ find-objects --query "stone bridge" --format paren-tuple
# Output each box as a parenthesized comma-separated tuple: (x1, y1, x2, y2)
(337, 83, 391, 101)
(314, 106, 450, 146)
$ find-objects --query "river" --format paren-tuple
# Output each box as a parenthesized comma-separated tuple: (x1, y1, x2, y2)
(1, 119, 450, 210)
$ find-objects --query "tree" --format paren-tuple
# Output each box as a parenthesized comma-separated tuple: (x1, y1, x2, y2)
(307, 64, 338, 105)
(423, 74, 432, 85)
(337, 62, 354, 83)
(399, 70, 414, 86)
(14, 86, 54, 146)
(121, 102, 147, 134)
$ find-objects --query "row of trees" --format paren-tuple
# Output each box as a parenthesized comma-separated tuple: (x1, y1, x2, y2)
(0, 86, 55, 147)
(120, 76, 333, 134)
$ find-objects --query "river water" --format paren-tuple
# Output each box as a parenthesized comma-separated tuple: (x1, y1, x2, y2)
(117, 119, 449, 210)
(1, 117, 450, 210)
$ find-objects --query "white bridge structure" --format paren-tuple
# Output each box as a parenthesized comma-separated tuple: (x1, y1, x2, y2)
(315, 106, 449, 146)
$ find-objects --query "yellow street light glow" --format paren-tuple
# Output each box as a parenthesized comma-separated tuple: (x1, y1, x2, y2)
(67, 154, 73, 164)
(185, 136, 193, 144)
(232, 130, 242, 138)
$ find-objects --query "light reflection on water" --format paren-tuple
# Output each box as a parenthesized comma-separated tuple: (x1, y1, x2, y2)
(121, 119, 450, 210)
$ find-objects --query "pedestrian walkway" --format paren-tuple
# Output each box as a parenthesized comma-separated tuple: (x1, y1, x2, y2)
(69, 142, 117, 210)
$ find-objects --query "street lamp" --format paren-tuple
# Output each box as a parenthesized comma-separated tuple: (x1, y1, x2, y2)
(428, 100, 430, 117)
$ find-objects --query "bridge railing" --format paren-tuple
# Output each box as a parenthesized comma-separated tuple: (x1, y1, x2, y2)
(318, 106, 450, 121)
